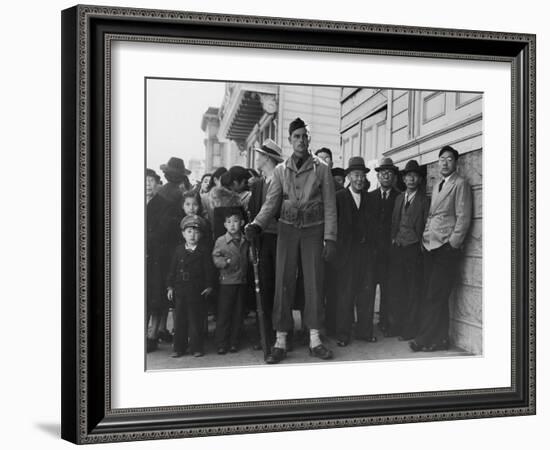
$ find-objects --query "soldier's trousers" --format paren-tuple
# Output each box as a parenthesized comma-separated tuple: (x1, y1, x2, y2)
(272, 223, 325, 332)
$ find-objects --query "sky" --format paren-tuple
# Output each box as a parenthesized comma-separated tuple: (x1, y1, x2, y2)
(146, 79, 226, 181)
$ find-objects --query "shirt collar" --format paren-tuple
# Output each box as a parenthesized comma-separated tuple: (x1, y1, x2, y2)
(185, 242, 198, 252)
(224, 232, 242, 244)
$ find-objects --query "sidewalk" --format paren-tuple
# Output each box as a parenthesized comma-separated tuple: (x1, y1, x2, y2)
(146, 313, 472, 371)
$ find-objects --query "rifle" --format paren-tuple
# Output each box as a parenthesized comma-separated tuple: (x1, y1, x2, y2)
(249, 237, 269, 361)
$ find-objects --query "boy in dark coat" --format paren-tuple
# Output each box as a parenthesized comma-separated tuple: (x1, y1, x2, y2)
(166, 215, 214, 358)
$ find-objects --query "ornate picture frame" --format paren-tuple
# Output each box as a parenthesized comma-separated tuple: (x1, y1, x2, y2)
(61, 4, 535, 444)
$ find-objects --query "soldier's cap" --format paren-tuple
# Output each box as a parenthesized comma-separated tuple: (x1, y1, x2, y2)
(288, 117, 308, 136)
(438, 145, 460, 161)
(180, 214, 206, 231)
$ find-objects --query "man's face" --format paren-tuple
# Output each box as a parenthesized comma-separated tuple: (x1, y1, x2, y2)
(224, 215, 242, 235)
(288, 127, 310, 157)
(377, 169, 395, 189)
(438, 151, 457, 177)
(255, 153, 269, 172)
(182, 227, 201, 246)
(145, 176, 158, 196)
(200, 176, 211, 192)
(404, 172, 421, 191)
(317, 151, 333, 168)
(348, 170, 365, 193)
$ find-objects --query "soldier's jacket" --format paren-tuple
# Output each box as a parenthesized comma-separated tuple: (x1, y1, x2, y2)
(253, 154, 337, 242)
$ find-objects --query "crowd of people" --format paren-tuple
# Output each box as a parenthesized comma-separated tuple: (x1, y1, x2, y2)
(146, 116, 473, 364)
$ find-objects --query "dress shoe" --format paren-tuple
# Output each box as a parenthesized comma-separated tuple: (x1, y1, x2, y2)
(193, 351, 204, 357)
(409, 340, 423, 352)
(217, 347, 228, 355)
(423, 340, 450, 352)
(265, 347, 286, 364)
(398, 336, 414, 342)
(229, 345, 239, 353)
(336, 338, 350, 347)
(309, 344, 333, 360)
(170, 351, 185, 358)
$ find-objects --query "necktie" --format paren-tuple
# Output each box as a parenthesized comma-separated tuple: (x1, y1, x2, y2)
(438, 180, 445, 192)
(382, 191, 387, 201)
(405, 197, 410, 210)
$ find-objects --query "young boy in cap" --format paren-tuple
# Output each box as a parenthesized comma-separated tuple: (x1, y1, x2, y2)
(166, 215, 214, 358)
(212, 207, 250, 354)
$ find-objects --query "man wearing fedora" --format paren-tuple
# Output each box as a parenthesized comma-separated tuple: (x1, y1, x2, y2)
(245, 117, 337, 363)
(362, 157, 401, 341)
(387, 160, 430, 340)
(247, 138, 285, 350)
(333, 156, 371, 346)
(410, 145, 472, 352)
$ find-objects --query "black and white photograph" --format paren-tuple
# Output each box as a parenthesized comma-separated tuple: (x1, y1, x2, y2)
(145, 79, 483, 370)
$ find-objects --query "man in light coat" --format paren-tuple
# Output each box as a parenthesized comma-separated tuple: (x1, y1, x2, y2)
(245, 117, 337, 363)
(410, 145, 473, 352)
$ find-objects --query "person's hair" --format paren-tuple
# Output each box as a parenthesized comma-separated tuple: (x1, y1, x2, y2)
(315, 147, 333, 159)
(208, 167, 227, 190)
(201, 173, 212, 182)
(220, 171, 233, 188)
(180, 190, 203, 215)
(247, 168, 260, 178)
(222, 207, 244, 222)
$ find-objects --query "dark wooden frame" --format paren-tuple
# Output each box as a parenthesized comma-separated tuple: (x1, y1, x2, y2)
(61, 4, 536, 444)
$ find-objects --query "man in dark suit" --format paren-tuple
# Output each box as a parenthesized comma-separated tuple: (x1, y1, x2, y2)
(247, 139, 284, 350)
(410, 145, 473, 352)
(362, 157, 401, 341)
(387, 160, 430, 340)
(334, 157, 370, 346)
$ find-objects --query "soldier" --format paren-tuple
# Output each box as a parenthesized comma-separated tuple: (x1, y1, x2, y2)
(245, 117, 337, 364)
(410, 146, 473, 352)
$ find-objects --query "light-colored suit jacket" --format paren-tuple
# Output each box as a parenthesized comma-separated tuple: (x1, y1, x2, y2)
(422, 171, 473, 251)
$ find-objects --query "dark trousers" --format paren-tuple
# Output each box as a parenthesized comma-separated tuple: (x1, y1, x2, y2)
(335, 243, 368, 341)
(173, 287, 205, 354)
(362, 248, 390, 338)
(215, 284, 246, 348)
(415, 244, 461, 346)
(255, 233, 277, 347)
(387, 243, 423, 338)
(324, 260, 339, 336)
(273, 223, 325, 331)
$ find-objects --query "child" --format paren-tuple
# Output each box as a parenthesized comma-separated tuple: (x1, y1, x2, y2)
(212, 207, 249, 354)
(166, 215, 214, 357)
(180, 190, 213, 246)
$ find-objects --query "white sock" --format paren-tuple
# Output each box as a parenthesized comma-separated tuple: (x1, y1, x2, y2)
(275, 331, 287, 349)
(310, 329, 322, 348)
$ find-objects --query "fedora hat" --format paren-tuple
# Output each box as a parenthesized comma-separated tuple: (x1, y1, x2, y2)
(253, 138, 284, 163)
(401, 159, 423, 176)
(374, 157, 398, 173)
(160, 157, 191, 176)
(345, 156, 370, 175)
